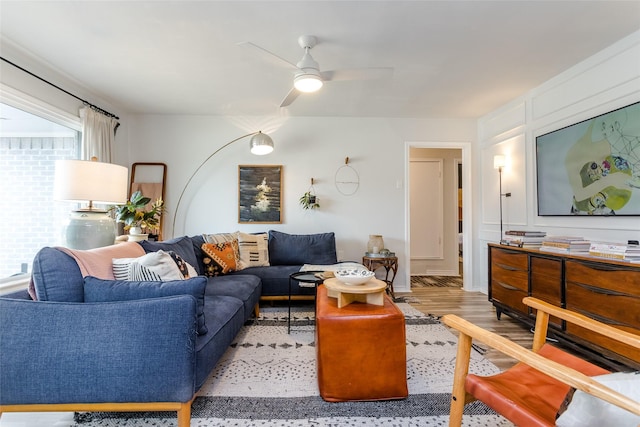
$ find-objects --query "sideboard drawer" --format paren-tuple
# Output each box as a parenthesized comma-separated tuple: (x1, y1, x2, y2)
(530, 255, 563, 329)
(565, 265, 640, 363)
(566, 260, 640, 291)
(492, 248, 528, 271)
(491, 280, 528, 315)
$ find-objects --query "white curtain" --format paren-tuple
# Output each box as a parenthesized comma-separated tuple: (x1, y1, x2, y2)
(80, 106, 119, 162)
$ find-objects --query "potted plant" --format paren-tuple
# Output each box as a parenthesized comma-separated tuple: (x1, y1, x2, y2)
(111, 191, 165, 235)
(299, 191, 320, 210)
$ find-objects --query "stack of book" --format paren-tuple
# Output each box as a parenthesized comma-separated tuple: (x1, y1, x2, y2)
(589, 241, 640, 262)
(501, 230, 546, 248)
(539, 236, 591, 254)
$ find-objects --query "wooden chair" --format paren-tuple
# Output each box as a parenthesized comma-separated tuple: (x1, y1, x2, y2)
(442, 297, 640, 427)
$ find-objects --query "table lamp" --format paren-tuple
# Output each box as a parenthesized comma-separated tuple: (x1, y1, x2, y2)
(54, 158, 129, 249)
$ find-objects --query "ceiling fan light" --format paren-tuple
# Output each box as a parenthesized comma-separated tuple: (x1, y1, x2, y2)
(294, 74, 323, 93)
(249, 131, 274, 155)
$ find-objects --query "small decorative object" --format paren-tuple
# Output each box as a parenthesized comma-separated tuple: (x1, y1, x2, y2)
(334, 268, 375, 285)
(335, 156, 360, 196)
(367, 234, 385, 254)
(299, 178, 320, 210)
(111, 190, 165, 235)
(379, 248, 391, 256)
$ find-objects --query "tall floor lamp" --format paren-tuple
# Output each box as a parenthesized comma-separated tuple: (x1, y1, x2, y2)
(171, 131, 274, 237)
(493, 155, 511, 242)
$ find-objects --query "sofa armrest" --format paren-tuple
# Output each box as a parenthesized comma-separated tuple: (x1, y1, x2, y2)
(0, 295, 197, 405)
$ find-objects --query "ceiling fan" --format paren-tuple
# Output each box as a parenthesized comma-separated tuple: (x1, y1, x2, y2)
(239, 35, 393, 107)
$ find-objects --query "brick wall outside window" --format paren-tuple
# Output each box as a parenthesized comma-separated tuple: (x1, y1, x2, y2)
(0, 136, 78, 278)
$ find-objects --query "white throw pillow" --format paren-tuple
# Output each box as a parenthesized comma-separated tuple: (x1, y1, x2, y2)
(556, 371, 640, 427)
(235, 231, 269, 270)
(112, 250, 197, 281)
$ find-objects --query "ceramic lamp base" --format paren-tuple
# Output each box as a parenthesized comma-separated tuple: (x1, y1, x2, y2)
(64, 210, 116, 249)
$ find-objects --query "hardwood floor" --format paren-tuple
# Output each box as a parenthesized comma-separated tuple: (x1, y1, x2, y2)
(397, 286, 533, 370)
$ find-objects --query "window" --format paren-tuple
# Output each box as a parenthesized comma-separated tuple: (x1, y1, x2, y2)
(0, 100, 81, 280)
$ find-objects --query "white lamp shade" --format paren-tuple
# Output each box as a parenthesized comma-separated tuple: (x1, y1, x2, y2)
(249, 132, 275, 155)
(493, 154, 506, 170)
(54, 159, 129, 205)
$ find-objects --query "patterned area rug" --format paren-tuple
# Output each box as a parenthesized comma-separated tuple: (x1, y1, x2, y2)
(73, 304, 512, 427)
(411, 275, 463, 287)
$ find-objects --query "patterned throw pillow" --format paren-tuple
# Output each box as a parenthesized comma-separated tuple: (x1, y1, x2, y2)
(236, 232, 269, 270)
(112, 250, 197, 281)
(201, 241, 239, 276)
(203, 233, 241, 261)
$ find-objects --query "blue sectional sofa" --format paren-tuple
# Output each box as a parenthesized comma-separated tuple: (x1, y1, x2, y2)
(0, 230, 337, 427)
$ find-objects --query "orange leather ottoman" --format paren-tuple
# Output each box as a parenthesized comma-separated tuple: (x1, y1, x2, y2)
(315, 284, 408, 402)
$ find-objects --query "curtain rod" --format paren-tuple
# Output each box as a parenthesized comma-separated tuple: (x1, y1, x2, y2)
(1, 56, 120, 120)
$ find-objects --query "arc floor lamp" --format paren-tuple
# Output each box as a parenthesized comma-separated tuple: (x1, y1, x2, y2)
(171, 131, 274, 237)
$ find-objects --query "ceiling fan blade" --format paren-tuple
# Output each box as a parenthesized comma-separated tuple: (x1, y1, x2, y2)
(280, 87, 301, 107)
(237, 41, 299, 70)
(322, 67, 394, 82)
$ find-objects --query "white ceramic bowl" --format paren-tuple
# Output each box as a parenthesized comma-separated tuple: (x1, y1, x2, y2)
(334, 269, 375, 285)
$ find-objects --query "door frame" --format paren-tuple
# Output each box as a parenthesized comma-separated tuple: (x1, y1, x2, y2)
(404, 141, 473, 291)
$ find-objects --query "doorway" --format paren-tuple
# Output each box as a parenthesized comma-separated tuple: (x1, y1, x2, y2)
(405, 142, 472, 291)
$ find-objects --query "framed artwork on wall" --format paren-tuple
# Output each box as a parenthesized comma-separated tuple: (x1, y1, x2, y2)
(238, 165, 282, 223)
(536, 101, 640, 216)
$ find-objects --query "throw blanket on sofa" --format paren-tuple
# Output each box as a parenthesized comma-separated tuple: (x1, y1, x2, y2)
(58, 242, 145, 279)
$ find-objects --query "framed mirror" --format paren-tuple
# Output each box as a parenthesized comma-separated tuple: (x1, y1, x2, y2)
(129, 162, 167, 240)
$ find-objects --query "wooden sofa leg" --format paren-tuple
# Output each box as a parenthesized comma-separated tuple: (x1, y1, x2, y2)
(449, 331, 473, 427)
(177, 400, 192, 427)
(254, 303, 260, 318)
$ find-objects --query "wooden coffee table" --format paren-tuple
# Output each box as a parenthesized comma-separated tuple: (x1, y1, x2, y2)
(323, 277, 387, 308)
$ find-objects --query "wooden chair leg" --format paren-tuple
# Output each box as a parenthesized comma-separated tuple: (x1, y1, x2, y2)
(532, 309, 550, 352)
(177, 400, 192, 427)
(449, 331, 473, 427)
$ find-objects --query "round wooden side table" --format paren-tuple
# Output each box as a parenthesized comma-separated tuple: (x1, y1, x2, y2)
(362, 255, 399, 299)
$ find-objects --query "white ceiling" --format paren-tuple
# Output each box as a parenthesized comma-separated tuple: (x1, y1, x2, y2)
(1, 1, 639, 119)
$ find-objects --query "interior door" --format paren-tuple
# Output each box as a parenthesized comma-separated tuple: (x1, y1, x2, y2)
(409, 159, 444, 260)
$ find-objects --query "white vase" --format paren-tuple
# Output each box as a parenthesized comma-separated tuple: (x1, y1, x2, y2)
(129, 226, 143, 235)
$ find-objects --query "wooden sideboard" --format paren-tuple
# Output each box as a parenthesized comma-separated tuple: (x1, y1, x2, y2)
(488, 243, 640, 370)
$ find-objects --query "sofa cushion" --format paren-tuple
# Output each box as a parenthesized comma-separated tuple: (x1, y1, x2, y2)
(113, 250, 197, 281)
(83, 276, 208, 335)
(201, 242, 239, 276)
(556, 371, 640, 427)
(139, 236, 199, 274)
(31, 243, 146, 302)
(189, 234, 207, 275)
(230, 265, 305, 297)
(236, 232, 269, 269)
(268, 230, 337, 265)
(204, 274, 262, 319)
(194, 295, 245, 389)
(31, 247, 84, 302)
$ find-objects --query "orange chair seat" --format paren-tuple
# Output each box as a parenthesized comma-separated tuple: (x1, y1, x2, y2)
(465, 344, 610, 427)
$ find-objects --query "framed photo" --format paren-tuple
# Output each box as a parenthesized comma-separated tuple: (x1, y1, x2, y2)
(238, 165, 282, 223)
(536, 101, 640, 216)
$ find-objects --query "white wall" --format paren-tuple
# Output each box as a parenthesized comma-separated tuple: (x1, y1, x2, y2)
(477, 30, 640, 293)
(127, 116, 477, 292)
